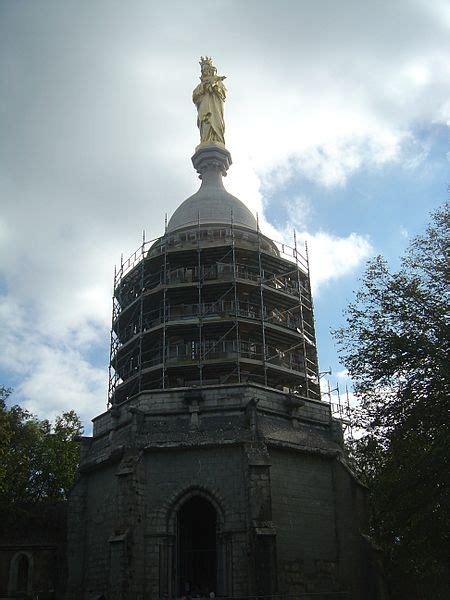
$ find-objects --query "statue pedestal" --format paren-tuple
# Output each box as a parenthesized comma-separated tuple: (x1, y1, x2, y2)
(192, 144, 232, 179)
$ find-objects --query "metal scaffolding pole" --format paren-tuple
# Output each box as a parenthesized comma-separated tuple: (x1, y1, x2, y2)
(305, 241, 320, 385)
(231, 211, 241, 383)
(137, 235, 145, 394)
(256, 215, 268, 386)
(162, 232, 168, 389)
(294, 230, 309, 398)
(108, 265, 117, 406)
(197, 214, 203, 386)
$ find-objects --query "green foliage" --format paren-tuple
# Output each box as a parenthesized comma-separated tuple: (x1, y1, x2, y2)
(335, 203, 450, 599)
(0, 388, 83, 511)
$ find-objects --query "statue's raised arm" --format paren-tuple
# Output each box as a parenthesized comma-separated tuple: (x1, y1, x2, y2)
(193, 56, 227, 146)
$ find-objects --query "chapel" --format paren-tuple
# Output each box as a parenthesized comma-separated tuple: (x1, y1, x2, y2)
(65, 58, 383, 600)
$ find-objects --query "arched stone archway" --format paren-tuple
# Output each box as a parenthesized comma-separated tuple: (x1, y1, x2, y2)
(8, 551, 33, 596)
(164, 487, 228, 598)
(178, 495, 217, 597)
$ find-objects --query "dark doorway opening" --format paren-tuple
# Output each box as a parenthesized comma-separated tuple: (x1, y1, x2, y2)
(15, 553, 30, 593)
(178, 495, 217, 597)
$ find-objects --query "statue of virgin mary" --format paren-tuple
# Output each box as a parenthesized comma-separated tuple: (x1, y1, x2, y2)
(192, 57, 227, 146)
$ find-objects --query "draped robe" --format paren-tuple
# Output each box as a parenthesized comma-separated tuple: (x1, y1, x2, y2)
(193, 76, 227, 145)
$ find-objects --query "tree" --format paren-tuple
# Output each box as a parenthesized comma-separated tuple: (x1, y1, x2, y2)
(0, 387, 83, 513)
(335, 203, 449, 600)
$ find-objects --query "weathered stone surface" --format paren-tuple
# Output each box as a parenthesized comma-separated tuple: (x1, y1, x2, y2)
(65, 383, 380, 600)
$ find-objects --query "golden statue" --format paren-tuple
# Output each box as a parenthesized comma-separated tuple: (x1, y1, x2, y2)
(193, 56, 227, 146)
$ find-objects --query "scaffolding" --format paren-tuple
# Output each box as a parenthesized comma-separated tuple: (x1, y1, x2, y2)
(320, 374, 353, 436)
(108, 217, 320, 406)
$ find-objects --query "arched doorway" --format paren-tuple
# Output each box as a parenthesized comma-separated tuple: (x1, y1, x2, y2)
(16, 554, 29, 592)
(8, 552, 32, 596)
(177, 495, 217, 597)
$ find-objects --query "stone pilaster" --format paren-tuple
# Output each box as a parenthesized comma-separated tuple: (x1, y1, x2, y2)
(246, 443, 278, 596)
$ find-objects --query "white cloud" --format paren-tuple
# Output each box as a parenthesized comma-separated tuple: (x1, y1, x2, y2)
(335, 369, 349, 380)
(303, 231, 373, 293)
(0, 0, 448, 426)
(270, 213, 373, 293)
(16, 344, 106, 424)
(284, 196, 314, 230)
(0, 296, 107, 428)
(399, 226, 409, 239)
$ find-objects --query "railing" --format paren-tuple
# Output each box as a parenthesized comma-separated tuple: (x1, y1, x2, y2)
(115, 263, 311, 310)
(115, 338, 309, 380)
(115, 226, 309, 284)
(169, 595, 349, 600)
(168, 595, 349, 599)
(114, 301, 316, 349)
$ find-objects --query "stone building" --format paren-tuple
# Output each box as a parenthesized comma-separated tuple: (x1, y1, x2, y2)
(0, 502, 67, 599)
(65, 137, 382, 599)
(65, 59, 383, 600)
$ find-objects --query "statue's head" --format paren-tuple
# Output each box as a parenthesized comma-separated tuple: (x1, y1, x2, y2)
(200, 56, 217, 78)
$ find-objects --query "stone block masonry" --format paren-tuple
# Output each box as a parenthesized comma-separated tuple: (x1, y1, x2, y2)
(66, 383, 380, 600)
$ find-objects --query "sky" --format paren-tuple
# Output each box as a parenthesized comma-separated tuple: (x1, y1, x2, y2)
(1, 0, 449, 431)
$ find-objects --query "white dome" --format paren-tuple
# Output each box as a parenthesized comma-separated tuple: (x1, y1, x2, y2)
(168, 143, 257, 233)
(167, 187, 257, 232)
